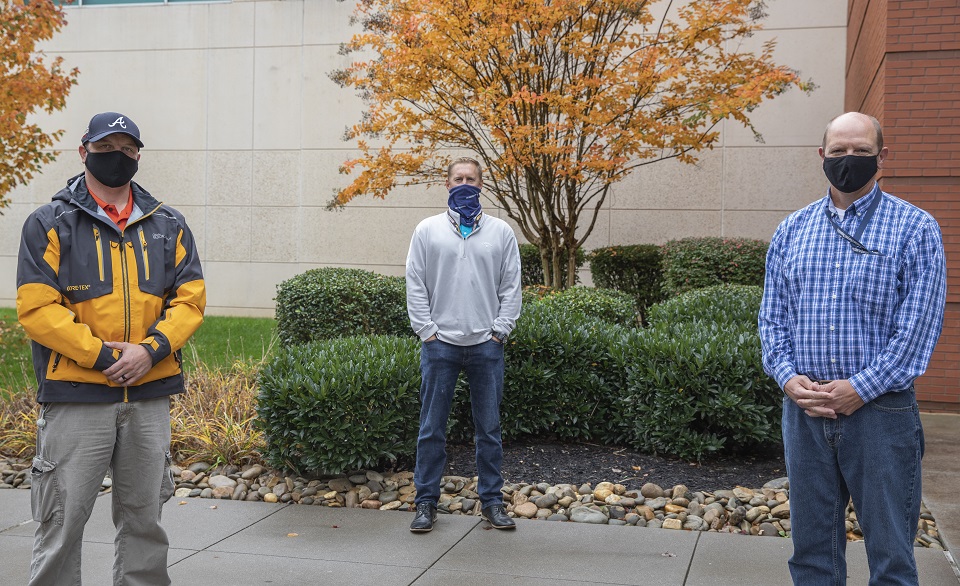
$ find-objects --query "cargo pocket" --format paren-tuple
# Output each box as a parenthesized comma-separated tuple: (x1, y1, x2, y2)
(30, 457, 63, 526)
(159, 450, 175, 519)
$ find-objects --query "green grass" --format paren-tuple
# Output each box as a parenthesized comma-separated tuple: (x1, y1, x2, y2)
(0, 307, 277, 397)
(0, 307, 32, 399)
(182, 315, 278, 371)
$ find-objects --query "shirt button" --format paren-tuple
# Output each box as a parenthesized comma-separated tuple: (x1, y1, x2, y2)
(831, 358, 837, 363)
(832, 294, 837, 299)
(835, 262, 841, 268)
(830, 325, 835, 331)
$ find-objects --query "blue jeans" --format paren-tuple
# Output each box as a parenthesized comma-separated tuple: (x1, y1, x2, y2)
(782, 388, 924, 586)
(414, 338, 505, 508)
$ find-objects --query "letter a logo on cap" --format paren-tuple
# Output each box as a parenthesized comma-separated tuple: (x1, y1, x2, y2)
(108, 117, 127, 129)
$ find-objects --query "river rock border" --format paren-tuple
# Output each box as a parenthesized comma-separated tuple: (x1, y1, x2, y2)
(0, 458, 946, 550)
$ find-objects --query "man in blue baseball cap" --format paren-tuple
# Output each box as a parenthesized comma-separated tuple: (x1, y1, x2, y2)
(17, 111, 206, 585)
(79, 112, 144, 190)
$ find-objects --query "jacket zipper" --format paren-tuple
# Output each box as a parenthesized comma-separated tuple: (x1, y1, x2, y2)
(52, 353, 62, 372)
(117, 205, 161, 403)
(76, 197, 165, 402)
(120, 236, 132, 403)
(138, 226, 150, 281)
(93, 227, 105, 282)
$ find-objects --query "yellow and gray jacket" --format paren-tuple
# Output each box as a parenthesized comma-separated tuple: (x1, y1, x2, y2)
(16, 174, 206, 403)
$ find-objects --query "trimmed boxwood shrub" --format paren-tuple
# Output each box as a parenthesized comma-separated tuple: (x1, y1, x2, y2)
(646, 284, 763, 329)
(529, 286, 639, 327)
(618, 323, 781, 462)
(274, 267, 409, 344)
(615, 285, 781, 462)
(521, 284, 556, 307)
(519, 243, 585, 287)
(660, 237, 768, 297)
(258, 283, 778, 471)
(588, 245, 665, 318)
(448, 303, 630, 445)
(256, 335, 422, 474)
(511, 303, 628, 443)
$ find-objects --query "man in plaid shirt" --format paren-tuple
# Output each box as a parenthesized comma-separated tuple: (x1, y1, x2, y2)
(759, 112, 946, 585)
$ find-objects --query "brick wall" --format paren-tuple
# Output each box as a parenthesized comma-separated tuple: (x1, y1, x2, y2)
(847, 0, 960, 412)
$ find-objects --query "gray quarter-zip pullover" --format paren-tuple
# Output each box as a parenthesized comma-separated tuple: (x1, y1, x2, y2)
(405, 210, 522, 346)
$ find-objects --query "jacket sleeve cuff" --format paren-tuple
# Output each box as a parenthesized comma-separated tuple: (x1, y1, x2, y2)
(92, 343, 118, 371)
(140, 335, 170, 366)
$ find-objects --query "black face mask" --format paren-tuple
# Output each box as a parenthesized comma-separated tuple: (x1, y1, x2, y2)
(84, 149, 138, 188)
(822, 154, 878, 194)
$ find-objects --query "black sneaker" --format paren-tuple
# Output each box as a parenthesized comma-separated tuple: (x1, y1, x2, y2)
(410, 502, 438, 533)
(481, 504, 516, 529)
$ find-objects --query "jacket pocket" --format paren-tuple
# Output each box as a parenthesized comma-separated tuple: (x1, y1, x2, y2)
(159, 450, 175, 519)
(59, 223, 114, 304)
(134, 222, 170, 297)
(30, 457, 63, 525)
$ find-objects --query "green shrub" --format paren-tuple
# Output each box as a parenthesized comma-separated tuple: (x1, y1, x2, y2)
(646, 284, 763, 329)
(660, 237, 768, 297)
(256, 335, 422, 474)
(617, 322, 781, 462)
(274, 268, 410, 344)
(256, 283, 777, 472)
(588, 245, 665, 318)
(519, 243, 585, 287)
(529, 286, 639, 327)
(521, 284, 556, 306)
(453, 303, 629, 444)
(614, 286, 781, 462)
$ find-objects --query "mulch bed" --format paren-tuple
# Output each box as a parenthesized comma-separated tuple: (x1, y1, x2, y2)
(438, 439, 787, 492)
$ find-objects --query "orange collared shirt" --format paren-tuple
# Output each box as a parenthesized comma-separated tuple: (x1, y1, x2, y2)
(89, 188, 134, 231)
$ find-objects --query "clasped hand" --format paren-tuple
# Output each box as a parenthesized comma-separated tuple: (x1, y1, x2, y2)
(102, 341, 152, 386)
(784, 375, 865, 418)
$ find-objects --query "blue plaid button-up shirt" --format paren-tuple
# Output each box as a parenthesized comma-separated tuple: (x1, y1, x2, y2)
(759, 183, 946, 402)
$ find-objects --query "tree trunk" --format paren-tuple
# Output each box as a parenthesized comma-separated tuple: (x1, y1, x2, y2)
(566, 246, 578, 288)
(536, 241, 578, 289)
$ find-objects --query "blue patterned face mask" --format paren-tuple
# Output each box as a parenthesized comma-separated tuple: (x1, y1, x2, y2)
(448, 184, 482, 227)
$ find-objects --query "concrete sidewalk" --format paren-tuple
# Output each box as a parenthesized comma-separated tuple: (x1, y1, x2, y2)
(2, 413, 958, 585)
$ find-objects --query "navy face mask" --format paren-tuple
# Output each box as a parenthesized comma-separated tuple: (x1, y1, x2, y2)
(448, 184, 482, 227)
(823, 154, 878, 194)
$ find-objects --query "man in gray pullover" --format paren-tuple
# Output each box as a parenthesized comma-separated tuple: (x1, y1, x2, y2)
(406, 157, 522, 532)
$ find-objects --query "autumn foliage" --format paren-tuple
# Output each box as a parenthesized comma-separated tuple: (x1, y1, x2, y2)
(333, 0, 811, 287)
(0, 0, 77, 210)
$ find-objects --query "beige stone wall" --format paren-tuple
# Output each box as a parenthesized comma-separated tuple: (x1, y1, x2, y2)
(0, 0, 845, 316)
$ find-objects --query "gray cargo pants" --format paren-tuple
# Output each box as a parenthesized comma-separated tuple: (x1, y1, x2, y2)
(29, 397, 175, 586)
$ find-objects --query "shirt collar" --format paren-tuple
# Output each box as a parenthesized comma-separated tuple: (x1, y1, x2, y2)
(88, 188, 133, 217)
(824, 182, 881, 218)
(447, 208, 483, 227)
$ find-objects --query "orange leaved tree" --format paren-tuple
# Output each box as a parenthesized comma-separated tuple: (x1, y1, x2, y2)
(0, 0, 77, 212)
(332, 0, 812, 287)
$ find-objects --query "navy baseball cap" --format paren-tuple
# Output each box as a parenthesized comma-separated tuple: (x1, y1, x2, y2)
(81, 112, 144, 148)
